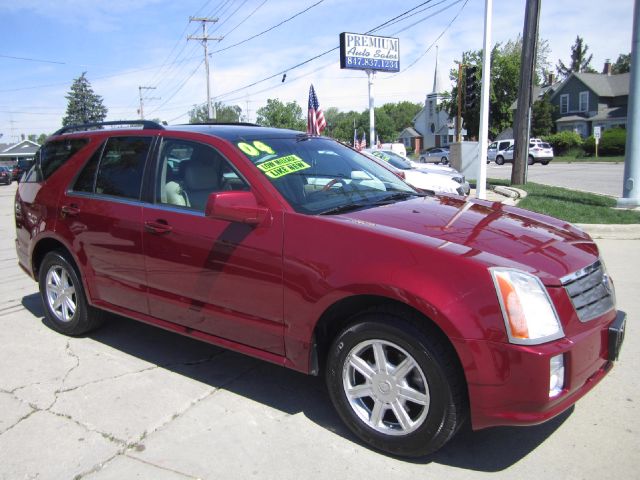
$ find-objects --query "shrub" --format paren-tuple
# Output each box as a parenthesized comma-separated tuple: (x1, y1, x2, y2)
(584, 128, 626, 156)
(542, 131, 583, 156)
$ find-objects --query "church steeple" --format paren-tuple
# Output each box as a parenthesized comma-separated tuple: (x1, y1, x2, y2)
(432, 46, 444, 94)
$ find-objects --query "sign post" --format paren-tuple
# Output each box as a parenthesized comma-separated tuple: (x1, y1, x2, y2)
(594, 126, 601, 159)
(339, 33, 400, 147)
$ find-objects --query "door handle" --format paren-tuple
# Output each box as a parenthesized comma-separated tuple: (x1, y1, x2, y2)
(144, 220, 173, 235)
(61, 204, 80, 217)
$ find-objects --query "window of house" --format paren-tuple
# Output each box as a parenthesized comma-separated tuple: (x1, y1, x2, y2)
(579, 91, 589, 112)
(156, 139, 249, 212)
(560, 94, 569, 114)
(429, 100, 434, 117)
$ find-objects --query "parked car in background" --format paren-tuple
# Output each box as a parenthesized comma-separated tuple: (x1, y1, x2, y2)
(15, 121, 624, 458)
(12, 159, 35, 182)
(379, 142, 407, 158)
(495, 143, 554, 165)
(0, 166, 12, 184)
(487, 139, 514, 163)
(364, 149, 466, 195)
(372, 149, 469, 195)
(418, 147, 449, 164)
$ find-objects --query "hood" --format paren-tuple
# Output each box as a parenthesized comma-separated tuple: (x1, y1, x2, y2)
(339, 195, 598, 286)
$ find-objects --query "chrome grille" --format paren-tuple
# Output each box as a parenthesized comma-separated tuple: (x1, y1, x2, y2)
(561, 260, 615, 322)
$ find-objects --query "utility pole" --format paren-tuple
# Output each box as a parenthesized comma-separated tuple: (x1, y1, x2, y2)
(188, 17, 222, 121)
(618, 0, 640, 208)
(456, 63, 463, 142)
(511, 0, 541, 185)
(138, 86, 159, 120)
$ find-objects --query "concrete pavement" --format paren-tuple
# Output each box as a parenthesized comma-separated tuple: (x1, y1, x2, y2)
(1, 181, 638, 480)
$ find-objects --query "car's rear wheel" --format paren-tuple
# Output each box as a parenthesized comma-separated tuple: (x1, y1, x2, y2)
(541, 160, 550, 165)
(440, 157, 447, 165)
(39, 251, 104, 336)
(325, 310, 466, 457)
(528, 155, 534, 165)
(495, 156, 504, 165)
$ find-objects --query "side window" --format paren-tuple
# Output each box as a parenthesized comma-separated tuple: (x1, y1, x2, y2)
(38, 138, 89, 181)
(156, 139, 249, 211)
(95, 137, 151, 200)
(73, 145, 103, 193)
(499, 141, 510, 151)
(488, 142, 497, 149)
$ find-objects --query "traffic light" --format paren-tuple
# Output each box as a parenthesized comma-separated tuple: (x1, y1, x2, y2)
(465, 66, 478, 110)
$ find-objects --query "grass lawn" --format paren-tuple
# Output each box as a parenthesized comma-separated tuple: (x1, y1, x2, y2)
(487, 180, 640, 224)
(553, 155, 624, 163)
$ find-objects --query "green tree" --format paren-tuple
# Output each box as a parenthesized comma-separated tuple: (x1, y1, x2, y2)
(37, 133, 48, 145)
(612, 53, 631, 74)
(556, 36, 597, 79)
(531, 94, 555, 137)
(61, 72, 108, 126)
(379, 101, 422, 138)
(188, 102, 243, 123)
(256, 98, 305, 130)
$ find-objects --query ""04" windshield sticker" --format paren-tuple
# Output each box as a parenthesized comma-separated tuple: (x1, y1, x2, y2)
(237, 141, 276, 156)
(257, 154, 310, 179)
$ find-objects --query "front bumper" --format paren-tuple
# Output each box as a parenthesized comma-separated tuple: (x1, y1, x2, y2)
(458, 310, 625, 430)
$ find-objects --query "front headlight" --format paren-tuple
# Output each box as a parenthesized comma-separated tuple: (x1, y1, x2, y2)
(490, 268, 564, 345)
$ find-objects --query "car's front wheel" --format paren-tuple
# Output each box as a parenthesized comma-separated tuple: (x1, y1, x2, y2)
(528, 155, 534, 165)
(325, 310, 466, 457)
(495, 156, 505, 165)
(39, 251, 105, 336)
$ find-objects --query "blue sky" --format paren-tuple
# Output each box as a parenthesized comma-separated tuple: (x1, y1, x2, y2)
(0, 0, 634, 140)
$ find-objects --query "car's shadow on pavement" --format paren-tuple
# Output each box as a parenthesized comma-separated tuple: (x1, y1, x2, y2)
(22, 293, 571, 472)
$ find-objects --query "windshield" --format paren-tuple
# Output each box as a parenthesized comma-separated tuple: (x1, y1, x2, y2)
(234, 136, 417, 214)
(369, 150, 412, 170)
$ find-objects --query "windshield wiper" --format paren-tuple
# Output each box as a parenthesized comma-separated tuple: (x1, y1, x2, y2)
(319, 192, 425, 215)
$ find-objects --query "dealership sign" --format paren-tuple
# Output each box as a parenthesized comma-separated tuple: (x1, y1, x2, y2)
(339, 32, 400, 72)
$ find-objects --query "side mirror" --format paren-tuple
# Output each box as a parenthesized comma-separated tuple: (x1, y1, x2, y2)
(204, 191, 270, 225)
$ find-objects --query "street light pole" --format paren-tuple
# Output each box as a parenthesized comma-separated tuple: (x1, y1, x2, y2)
(618, 0, 640, 208)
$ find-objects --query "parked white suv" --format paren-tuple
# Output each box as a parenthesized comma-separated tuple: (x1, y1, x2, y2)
(487, 139, 514, 163)
(496, 142, 554, 165)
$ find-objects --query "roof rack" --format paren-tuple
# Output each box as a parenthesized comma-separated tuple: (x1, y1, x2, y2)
(52, 120, 165, 136)
(182, 122, 262, 127)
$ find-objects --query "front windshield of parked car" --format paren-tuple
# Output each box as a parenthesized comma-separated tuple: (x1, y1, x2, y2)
(234, 136, 417, 214)
(370, 150, 412, 170)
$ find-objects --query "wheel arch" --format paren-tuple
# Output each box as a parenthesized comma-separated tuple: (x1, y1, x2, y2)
(311, 294, 465, 385)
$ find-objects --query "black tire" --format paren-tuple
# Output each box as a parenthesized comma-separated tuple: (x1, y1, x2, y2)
(440, 157, 447, 165)
(495, 156, 504, 165)
(38, 251, 105, 336)
(325, 309, 466, 457)
(528, 156, 534, 165)
(541, 160, 550, 165)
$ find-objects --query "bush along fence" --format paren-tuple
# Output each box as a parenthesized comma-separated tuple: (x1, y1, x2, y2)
(542, 127, 626, 157)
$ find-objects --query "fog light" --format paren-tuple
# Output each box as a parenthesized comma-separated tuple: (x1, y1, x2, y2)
(549, 354, 565, 397)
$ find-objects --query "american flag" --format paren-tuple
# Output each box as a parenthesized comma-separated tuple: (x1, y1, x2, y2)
(359, 131, 367, 150)
(307, 84, 326, 135)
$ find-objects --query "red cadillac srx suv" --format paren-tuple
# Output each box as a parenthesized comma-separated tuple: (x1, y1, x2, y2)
(15, 121, 625, 457)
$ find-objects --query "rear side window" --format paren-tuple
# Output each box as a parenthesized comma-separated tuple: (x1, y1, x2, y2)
(42, 139, 88, 179)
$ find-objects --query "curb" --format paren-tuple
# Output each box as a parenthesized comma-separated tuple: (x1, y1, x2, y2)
(576, 223, 640, 240)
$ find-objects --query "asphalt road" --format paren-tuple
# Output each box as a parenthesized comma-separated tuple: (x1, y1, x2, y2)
(486, 161, 625, 197)
(0, 181, 638, 479)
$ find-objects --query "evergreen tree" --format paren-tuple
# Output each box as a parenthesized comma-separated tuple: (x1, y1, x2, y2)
(531, 94, 555, 137)
(62, 72, 108, 126)
(612, 53, 631, 74)
(556, 36, 597, 79)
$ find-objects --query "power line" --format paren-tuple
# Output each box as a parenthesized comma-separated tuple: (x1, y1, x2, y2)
(211, 0, 325, 54)
(214, 0, 461, 102)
